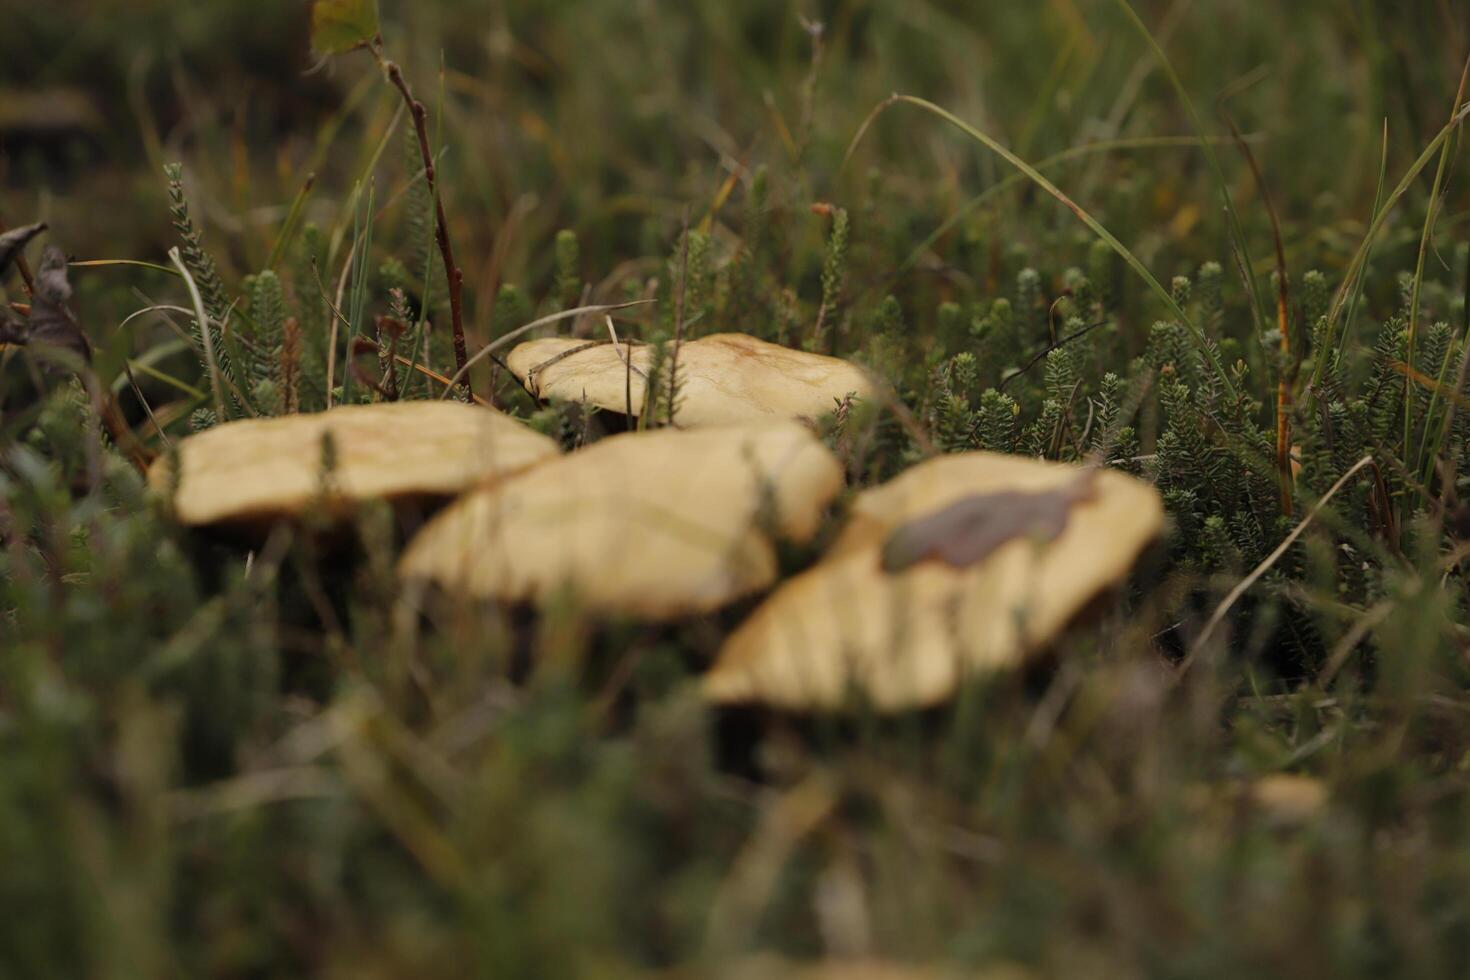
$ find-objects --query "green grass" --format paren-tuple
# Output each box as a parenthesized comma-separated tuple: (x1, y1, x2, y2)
(4, 2, 1470, 977)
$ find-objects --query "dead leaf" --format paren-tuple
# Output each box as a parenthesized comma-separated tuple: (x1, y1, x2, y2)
(25, 246, 92, 364)
(311, 0, 380, 55)
(880, 471, 1098, 573)
(0, 221, 46, 278)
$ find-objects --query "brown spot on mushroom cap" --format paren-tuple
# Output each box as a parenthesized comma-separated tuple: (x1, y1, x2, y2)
(148, 401, 560, 526)
(703, 453, 1165, 712)
(397, 421, 844, 620)
(506, 332, 875, 427)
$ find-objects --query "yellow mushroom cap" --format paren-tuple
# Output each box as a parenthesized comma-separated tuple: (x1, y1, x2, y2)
(148, 401, 560, 526)
(703, 453, 1165, 712)
(397, 421, 844, 620)
(505, 332, 875, 428)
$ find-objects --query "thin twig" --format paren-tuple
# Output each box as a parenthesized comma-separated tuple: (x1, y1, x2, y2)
(124, 361, 171, 448)
(1222, 111, 1295, 515)
(372, 42, 472, 400)
(390, 353, 490, 406)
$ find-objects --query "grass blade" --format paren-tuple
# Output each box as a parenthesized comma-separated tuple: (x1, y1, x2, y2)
(889, 133, 1264, 287)
(843, 93, 1237, 399)
(1112, 0, 1268, 334)
(169, 246, 228, 422)
(1409, 53, 1470, 491)
(1322, 104, 1470, 338)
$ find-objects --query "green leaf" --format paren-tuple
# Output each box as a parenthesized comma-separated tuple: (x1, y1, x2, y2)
(311, 0, 379, 55)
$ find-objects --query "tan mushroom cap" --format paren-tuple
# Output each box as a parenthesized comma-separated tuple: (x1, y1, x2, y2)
(703, 453, 1165, 712)
(398, 421, 844, 620)
(1246, 773, 1328, 826)
(506, 332, 875, 428)
(148, 401, 560, 526)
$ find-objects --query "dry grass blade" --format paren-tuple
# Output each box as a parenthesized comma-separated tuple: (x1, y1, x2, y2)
(1184, 455, 1375, 674)
(169, 246, 229, 422)
(69, 258, 182, 277)
(434, 299, 652, 398)
(389, 353, 491, 406)
(1390, 360, 1470, 411)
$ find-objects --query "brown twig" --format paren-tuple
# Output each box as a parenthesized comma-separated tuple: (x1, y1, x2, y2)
(390, 353, 491, 407)
(98, 388, 155, 472)
(986, 316, 1109, 408)
(372, 39, 472, 401)
(1222, 112, 1295, 516)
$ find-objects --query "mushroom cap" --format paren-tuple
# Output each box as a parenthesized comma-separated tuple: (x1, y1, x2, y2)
(1247, 773, 1327, 825)
(703, 453, 1165, 712)
(506, 332, 875, 428)
(148, 401, 560, 526)
(397, 421, 844, 620)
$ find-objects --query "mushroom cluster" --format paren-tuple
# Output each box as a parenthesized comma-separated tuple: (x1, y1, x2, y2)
(150, 329, 1165, 715)
(148, 401, 558, 526)
(506, 332, 875, 428)
(398, 421, 843, 620)
(702, 452, 1164, 712)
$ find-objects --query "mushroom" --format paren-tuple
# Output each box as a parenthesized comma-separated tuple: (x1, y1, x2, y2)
(1246, 773, 1327, 826)
(505, 332, 875, 428)
(702, 453, 1165, 712)
(148, 401, 559, 526)
(397, 421, 844, 620)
